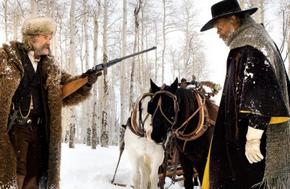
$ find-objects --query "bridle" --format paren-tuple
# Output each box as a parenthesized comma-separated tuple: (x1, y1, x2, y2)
(150, 89, 208, 145)
(151, 90, 179, 127)
(130, 92, 153, 137)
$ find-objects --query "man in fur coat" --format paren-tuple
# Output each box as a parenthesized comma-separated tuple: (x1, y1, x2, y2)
(0, 17, 100, 189)
(201, 0, 290, 188)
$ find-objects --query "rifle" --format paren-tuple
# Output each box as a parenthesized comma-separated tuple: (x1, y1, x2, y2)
(62, 46, 157, 99)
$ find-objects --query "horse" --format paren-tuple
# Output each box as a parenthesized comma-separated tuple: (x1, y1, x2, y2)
(147, 78, 216, 189)
(123, 93, 166, 189)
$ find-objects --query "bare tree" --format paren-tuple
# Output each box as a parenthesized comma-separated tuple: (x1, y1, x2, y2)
(68, 0, 77, 148)
(129, 0, 142, 108)
(92, 0, 101, 149)
(161, 0, 175, 83)
(245, 0, 266, 24)
(30, 0, 38, 16)
(13, 9, 20, 40)
(100, 0, 109, 147)
(154, 20, 158, 81)
(4, 0, 8, 41)
(161, 0, 166, 83)
(120, 0, 128, 127)
(81, 0, 92, 144)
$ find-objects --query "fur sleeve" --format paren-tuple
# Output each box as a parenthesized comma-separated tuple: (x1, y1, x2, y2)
(61, 71, 92, 106)
(43, 57, 92, 106)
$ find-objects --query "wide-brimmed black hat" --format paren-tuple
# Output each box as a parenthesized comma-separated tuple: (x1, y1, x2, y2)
(200, 0, 257, 32)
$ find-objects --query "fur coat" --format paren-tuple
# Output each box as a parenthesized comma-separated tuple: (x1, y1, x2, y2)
(0, 41, 92, 189)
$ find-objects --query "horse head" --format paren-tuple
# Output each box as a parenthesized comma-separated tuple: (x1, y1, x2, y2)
(147, 78, 179, 144)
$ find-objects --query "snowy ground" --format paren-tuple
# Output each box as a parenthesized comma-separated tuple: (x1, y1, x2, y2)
(60, 143, 188, 189)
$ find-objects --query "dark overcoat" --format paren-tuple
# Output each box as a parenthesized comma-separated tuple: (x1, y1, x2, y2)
(209, 19, 290, 189)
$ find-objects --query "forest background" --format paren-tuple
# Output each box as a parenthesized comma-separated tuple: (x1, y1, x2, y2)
(0, 0, 289, 147)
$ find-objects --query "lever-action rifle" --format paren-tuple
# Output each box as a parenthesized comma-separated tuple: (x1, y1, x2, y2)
(62, 46, 157, 99)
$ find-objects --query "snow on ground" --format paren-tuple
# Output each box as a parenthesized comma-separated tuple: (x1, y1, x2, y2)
(60, 143, 187, 189)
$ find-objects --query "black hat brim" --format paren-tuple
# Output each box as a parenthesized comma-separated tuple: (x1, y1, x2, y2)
(200, 8, 258, 32)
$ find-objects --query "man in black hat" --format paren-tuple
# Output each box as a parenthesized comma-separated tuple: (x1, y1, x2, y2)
(201, 0, 290, 189)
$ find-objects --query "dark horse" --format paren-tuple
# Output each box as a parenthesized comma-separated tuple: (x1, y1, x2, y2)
(147, 78, 215, 189)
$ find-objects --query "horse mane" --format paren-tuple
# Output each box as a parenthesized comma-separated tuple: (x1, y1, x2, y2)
(176, 88, 198, 132)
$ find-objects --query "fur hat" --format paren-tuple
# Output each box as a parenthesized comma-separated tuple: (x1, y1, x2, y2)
(22, 16, 56, 35)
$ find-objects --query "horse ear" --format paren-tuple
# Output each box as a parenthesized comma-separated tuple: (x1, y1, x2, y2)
(150, 79, 160, 93)
(169, 78, 178, 93)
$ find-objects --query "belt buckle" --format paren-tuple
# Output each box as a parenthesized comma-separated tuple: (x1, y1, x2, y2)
(26, 118, 32, 124)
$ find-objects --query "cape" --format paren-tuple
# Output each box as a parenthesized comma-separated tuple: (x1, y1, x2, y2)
(208, 18, 290, 189)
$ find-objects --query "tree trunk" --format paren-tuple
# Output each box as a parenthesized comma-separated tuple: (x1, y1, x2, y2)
(4, 0, 8, 41)
(31, 0, 38, 16)
(288, 35, 290, 74)
(101, 0, 109, 147)
(81, 0, 91, 141)
(69, 123, 76, 148)
(161, 0, 166, 83)
(259, 0, 265, 24)
(239, 0, 246, 9)
(86, 128, 91, 146)
(154, 21, 158, 82)
(13, 11, 20, 40)
(68, 0, 77, 148)
(92, 0, 101, 150)
(129, 0, 141, 108)
(120, 0, 128, 125)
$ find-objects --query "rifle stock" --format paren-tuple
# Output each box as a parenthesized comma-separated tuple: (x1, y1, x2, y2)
(62, 46, 156, 99)
(62, 77, 88, 99)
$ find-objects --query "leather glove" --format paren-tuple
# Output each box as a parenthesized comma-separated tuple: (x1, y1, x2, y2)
(87, 71, 102, 85)
(245, 126, 264, 164)
(82, 69, 102, 85)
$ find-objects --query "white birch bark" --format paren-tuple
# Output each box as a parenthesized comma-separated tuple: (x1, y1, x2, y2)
(4, 0, 8, 42)
(31, 0, 37, 16)
(129, 0, 141, 108)
(81, 0, 91, 144)
(161, 0, 166, 83)
(13, 10, 20, 40)
(101, 0, 109, 147)
(120, 0, 128, 125)
(68, 0, 77, 148)
(92, 0, 101, 149)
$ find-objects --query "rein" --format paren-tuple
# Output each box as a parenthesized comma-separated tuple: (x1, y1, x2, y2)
(151, 89, 208, 144)
(174, 91, 207, 141)
(130, 92, 153, 137)
(151, 90, 179, 126)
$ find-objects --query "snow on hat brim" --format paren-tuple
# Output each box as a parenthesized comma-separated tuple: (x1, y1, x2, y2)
(22, 16, 56, 35)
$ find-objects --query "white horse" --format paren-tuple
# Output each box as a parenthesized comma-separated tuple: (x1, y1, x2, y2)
(124, 94, 165, 189)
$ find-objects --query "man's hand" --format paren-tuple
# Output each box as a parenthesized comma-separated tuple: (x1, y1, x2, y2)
(245, 126, 264, 164)
(87, 71, 102, 85)
(82, 69, 102, 85)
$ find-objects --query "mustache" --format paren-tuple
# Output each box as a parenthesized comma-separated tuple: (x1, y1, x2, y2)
(41, 44, 50, 49)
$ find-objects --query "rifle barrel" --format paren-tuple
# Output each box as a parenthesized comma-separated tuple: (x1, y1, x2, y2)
(93, 46, 157, 71)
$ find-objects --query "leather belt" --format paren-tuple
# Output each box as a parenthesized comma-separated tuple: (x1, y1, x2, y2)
(15, 116, 43, 126)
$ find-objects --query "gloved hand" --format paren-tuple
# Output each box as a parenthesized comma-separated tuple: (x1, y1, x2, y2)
(87, 71, 102, 85)
(82, 69, 102, 85)
(245, 126, 264, 164)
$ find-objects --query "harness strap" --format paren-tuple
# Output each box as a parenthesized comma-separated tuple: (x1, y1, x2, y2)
(174, 91, 207, 142)
(130, 93, 153, 137)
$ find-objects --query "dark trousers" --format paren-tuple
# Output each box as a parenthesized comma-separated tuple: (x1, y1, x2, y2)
(9, 123, 44, 189)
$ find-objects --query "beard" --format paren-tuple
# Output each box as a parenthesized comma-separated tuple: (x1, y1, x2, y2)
(222, 27, 235, 46)
(33, 44, 50, 56)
